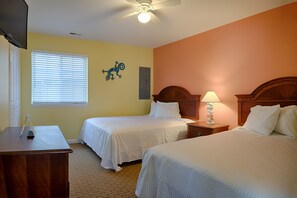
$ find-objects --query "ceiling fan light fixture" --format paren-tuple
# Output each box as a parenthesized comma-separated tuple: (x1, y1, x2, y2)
(138, 12, 150, 23)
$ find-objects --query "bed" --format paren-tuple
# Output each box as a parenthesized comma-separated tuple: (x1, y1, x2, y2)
(135, 77, 297, 198)
(79, 86, 200, 171)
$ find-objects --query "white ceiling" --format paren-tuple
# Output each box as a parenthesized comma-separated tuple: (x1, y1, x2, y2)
(25, 0, 296, 48)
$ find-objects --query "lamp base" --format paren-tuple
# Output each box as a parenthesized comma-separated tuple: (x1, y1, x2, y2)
(206, 120, 215, 125)
(206, 102, 215, 125)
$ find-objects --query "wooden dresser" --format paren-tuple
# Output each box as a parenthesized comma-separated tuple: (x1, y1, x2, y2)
(0, 126, 73, 198)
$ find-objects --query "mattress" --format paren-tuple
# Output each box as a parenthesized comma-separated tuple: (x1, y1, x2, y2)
(136, 127, 297, 198)
(79, 115, 193, 171)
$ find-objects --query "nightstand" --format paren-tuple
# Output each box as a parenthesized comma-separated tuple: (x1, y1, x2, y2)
(187, 121, 229, 138)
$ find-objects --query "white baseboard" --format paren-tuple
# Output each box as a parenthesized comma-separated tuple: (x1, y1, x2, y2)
(67, 139, 79, 144)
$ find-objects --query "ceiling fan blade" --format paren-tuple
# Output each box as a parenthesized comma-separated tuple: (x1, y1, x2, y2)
(152, 0, 181, 10)
(150, 12, 161, 23)
(116, 11, 139, 20)
(125, 0, 139, 5)
(113, 4, 134, 14)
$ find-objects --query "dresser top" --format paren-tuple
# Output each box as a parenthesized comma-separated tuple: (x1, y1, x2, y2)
(0, 125, 72, 155)
(187, 121, 229, 129)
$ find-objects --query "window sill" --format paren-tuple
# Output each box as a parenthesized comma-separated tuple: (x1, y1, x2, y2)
(32, 103, 88, 107)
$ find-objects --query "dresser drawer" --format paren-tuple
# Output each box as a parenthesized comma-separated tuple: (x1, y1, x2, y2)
(187, 125, 212, 138)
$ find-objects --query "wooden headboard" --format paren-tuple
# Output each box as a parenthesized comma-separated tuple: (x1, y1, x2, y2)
(153, 86, 200, 120)
(236, 76, 297, 125)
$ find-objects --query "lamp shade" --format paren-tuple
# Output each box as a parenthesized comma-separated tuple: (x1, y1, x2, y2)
(202, 91, 220, 103)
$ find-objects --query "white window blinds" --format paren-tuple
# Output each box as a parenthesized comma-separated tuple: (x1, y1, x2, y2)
(32, 51, 88, 105)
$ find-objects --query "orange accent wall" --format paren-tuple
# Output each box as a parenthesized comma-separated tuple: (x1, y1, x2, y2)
(154, 2, 297, 128)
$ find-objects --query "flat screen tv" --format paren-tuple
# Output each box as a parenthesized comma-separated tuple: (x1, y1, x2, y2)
(0, 0, 28, 49)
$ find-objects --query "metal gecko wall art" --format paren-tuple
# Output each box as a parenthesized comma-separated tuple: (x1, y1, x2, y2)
(102, 61, 126, 81)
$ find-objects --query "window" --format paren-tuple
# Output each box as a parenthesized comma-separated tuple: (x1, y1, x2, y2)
(32, 51, 88, 106)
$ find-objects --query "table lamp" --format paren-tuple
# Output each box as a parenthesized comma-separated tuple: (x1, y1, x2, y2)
(201, 91, 220, 125)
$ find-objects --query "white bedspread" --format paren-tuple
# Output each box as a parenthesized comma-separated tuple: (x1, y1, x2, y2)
(79, 115, 193, 171)
(136, 128, 297, 198)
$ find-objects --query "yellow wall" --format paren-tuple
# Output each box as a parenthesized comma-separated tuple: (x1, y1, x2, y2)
(0, 37, 10, 131)
(20, 33, 153, 139)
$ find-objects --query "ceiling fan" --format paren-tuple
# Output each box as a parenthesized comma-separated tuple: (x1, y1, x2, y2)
(121, 0, 181, 24)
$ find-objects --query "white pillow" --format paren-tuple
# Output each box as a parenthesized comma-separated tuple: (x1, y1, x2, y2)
(155, 101, 181, 119)
(243, 105, 281, 135)
(148, 101, 157, 117)
(274, 105, 297, 137)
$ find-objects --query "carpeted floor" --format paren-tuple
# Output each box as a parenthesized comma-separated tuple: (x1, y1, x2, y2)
(69, 143, 142, 198)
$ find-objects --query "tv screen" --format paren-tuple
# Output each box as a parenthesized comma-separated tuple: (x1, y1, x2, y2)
(0, 0, 28, 49)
